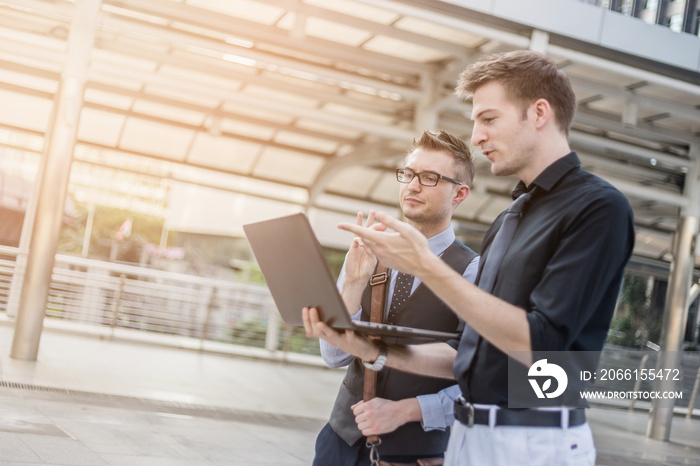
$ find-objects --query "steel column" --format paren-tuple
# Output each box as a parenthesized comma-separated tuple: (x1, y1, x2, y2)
(10, 0, 102, 360)
(647, 145, 700, 440)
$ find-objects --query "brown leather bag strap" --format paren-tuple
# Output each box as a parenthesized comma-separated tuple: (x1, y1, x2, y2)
(368, 263, 389, 326)
(363, 263, 389, 448)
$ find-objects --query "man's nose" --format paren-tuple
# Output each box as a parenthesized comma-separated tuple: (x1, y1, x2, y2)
(408, 176, 422, 190)
(471, 123, 485, 146)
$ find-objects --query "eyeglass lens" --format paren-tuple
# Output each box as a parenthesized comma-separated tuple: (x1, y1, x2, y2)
(397, 169, 439, 186)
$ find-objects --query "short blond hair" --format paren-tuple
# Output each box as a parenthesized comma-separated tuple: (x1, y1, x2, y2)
(409, 130, 475, 187)
(456, 50, 576, 135)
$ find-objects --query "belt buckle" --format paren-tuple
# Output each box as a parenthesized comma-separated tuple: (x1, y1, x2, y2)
(456, 396, 475, 428)
(370, 272, 389, 286)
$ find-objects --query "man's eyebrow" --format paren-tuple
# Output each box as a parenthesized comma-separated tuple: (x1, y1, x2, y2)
(472, 108, 496, 120)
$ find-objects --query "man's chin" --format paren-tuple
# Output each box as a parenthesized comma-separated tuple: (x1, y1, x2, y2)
(399, 204, 415, 216)
(402, 210, 428, 223)
(491, 165, 511, 177)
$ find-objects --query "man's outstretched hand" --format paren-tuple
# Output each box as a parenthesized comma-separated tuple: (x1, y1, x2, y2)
(338, 211, 432, 277)
(342, 211, 380, 285)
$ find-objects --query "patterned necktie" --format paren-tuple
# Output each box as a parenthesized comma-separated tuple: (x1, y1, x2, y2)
(456, 191, 533, 374)
(387, 271, 414, 324)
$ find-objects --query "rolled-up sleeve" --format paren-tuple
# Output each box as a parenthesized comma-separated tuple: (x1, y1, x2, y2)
(526, 191, 634, 353)
(416, 384, 461, 431)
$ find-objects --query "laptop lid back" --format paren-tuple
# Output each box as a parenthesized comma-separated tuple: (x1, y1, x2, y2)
(243, 213, 354, 330)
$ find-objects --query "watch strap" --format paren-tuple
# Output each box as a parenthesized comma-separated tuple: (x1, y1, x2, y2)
(362, 340, 387, 371)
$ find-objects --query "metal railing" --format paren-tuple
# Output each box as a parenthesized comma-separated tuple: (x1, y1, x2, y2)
(3, 245, 698, 411)
(0, 246, 320, 357)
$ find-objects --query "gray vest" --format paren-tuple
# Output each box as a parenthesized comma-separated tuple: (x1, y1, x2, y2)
(328, 240, 477, 457)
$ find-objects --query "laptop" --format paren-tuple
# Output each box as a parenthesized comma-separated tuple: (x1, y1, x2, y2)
(243, 212, 460, 341)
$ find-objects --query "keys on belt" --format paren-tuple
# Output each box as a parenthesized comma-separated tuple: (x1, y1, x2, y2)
(454, 396, 585, 428)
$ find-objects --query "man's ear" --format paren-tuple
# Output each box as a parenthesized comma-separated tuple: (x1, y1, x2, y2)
(453, 184, 470, 205)
(532, 98, 552, 129)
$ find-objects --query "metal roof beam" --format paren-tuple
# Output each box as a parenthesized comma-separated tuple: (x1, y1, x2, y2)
(100, 14, 426, 101)
(85, 61, 415, 141)
(353, 0, 530, 50)
(0, 0, 74, 18)
(307, 141, 398, 209)
(568, 76, 700, 123)
(255, 0, 475, 59)
(549, 44, 700, 98)
(570, 130, 692, 170)
(356, 0, 700, 96)
(0, 67, 357, 156)
(97, 40, 407, 116)
(103, 0, 436, 78)
(575, 108, 699, 147)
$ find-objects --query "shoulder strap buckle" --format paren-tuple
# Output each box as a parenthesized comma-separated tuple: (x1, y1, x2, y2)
(369, 271, 389, 286)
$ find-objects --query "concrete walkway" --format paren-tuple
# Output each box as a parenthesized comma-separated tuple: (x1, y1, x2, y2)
(0, 320, 699, 465)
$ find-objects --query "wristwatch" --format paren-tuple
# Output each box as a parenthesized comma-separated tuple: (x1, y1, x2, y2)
(362, 341, 388, 371)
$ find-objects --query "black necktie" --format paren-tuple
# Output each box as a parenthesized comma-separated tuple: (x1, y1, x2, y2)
(477, 191, 532, 293)
(456, 191, 533, 373)
(387, 271, 414, 324)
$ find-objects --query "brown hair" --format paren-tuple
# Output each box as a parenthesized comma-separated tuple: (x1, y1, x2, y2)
(456, 50, 576, 135)
(409, 130, 475, 187)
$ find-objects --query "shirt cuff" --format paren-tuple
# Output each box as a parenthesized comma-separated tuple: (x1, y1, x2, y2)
(417, 384, 461, 431)
(417, 394, 448, 431)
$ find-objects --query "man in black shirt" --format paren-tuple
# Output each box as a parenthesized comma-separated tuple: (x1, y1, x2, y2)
(303, 50, 635, 465)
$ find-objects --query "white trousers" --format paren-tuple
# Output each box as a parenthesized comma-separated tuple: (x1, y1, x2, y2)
(444, 420, 596, 466)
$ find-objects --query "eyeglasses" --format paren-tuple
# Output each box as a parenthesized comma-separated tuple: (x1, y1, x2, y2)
(395, 168, 463, 187)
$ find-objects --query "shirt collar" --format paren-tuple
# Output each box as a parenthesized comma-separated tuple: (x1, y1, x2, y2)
(428, 224, 456, 257)
(512, 151, 580, 199)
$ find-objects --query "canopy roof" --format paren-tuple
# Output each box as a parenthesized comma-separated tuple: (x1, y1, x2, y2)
(0, 0, 698, 266)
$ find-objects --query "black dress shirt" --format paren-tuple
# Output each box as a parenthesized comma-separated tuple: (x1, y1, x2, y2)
(454, 152, 635, 406)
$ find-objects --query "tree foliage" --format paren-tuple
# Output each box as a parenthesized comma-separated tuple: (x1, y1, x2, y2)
(58, 201, 164, 263)
(609, 272, 662, 348)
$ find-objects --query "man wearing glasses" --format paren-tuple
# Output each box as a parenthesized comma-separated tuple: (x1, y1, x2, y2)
(313, 130, 480, 466)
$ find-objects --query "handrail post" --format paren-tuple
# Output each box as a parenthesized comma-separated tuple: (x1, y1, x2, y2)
(109, 274, 126, 340)
(265, 300, 281, 353)
(199, 287, 216, 350)
(687, 366, 700, 420)
(629, 353, 649, 412)
(6, 250, 26, 318)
